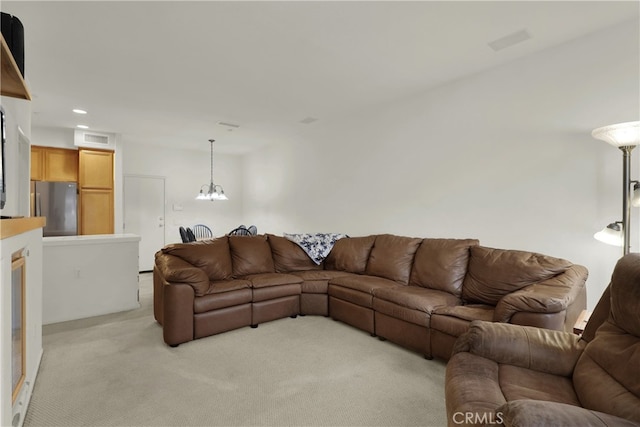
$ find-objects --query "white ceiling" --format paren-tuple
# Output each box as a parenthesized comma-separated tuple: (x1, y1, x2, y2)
(3, 1, 639, 154)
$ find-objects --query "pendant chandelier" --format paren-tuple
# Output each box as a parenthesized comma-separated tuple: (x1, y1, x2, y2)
(196, 139, 228, 201)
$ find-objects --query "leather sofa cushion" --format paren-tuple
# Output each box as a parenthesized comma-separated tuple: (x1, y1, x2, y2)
(373, 286, 459, 314)
(575, 254, 640, 423)
(324, 235, 376, 273)
(161, 237, 234, 282)
(253, 283, 301, 302)
(291, 270, 355, 281)
(462, 246, 572, 305)
(194, 284, 252, 313)
(365, 234, 422, 284)
(329, 274, 400, 295)
(497, 401, 640, 427)
(328, 275, 399, 307)
(431, 305, 494, 337)
(301, 280, 328, 294)
(409, 238, 479, 297)
(229, 235, 275, 277)
(574, 340, 640, 423)
(499, 364, 580, 406)
(241, 272, 303, 289)
(267, 234, 323, 272)
(433, 304, 494, 322)
(294, 270, 357, 294)
(609, 254, 640, 337)
(204, 279, 252, 295)
(374, 299, 431, 327)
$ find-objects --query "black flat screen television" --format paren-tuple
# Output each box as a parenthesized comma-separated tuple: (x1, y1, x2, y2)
(1, 106, 6, 210)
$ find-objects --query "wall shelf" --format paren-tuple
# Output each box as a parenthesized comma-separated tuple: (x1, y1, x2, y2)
(1, 34, 31, 100)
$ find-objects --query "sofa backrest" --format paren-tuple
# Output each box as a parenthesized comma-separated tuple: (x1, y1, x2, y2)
(461, 246, 572, 305)
(364, 234, 422, 284)
(160, 237, 234, 282)
(266, 234, 323, 272)
(409, 238, 479, 297)
(324, 235, 376, 273)
(580, 284, 611, 343)
(573, 253, 640, 423)
(228, 235, 275, 277)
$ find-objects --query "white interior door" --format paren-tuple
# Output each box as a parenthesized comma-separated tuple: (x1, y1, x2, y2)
(124, 175, 165, 272)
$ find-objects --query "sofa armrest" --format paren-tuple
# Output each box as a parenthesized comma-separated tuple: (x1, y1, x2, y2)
(162, 282, 195, 346)
(155, 253, 210, 296)
(498, 400, 640, 427)
(452, 320, 586, 377)
(494, 264, 587, 323)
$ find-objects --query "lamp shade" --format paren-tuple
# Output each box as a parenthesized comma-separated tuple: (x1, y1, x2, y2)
(594, 222, 623, 247)
(591, 121, 640, 147)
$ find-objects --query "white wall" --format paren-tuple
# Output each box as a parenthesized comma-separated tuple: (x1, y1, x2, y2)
(0, 95, 31, 218)
(122, 141, 243, 243)
(243, 21, 640, 310)
(30, 126, 74, 149)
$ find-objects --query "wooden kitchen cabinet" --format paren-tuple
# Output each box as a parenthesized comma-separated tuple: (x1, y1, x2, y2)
(78, 148, 114, 235)
(79, 149, 113, 189)
(79, 188, 114, 235)
(44, 147, 78, 181)
(30, 146, 78, 182)
(30, 146, 44, 180)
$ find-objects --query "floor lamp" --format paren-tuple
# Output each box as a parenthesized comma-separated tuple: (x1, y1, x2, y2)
(592, 121, 640, 254)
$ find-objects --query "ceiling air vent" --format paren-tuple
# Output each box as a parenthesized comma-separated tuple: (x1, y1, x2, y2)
(83, 133, 110, 145)
(74, 130, 115, 150)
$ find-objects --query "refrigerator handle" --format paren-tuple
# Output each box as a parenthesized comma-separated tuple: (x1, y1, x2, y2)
(35, 192, 41, 217)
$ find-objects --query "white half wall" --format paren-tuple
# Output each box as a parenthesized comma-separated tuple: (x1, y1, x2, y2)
(242, 20, 640, 310)
(42, 234, 140, 324)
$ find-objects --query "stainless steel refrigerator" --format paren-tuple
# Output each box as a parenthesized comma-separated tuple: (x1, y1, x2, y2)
(31, 181, 78, 236)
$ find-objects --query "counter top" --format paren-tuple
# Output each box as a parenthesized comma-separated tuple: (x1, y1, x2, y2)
(43, 233, 141, 246)
(0, 217, 46, 240)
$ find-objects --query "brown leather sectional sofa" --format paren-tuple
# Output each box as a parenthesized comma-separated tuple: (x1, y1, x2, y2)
(445, 253, 640, 426)
(153, 233, 587, 359)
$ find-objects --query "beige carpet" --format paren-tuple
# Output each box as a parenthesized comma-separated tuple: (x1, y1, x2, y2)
(24, 274, 447, 427)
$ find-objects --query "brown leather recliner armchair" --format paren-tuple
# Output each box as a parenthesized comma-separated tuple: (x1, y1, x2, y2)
(445, 253, 640, 426)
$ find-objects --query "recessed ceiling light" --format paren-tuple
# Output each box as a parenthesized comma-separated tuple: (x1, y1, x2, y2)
(488, 29, 532, 52)
(73, 109, 87, 114)
(77, 125, 89, 129)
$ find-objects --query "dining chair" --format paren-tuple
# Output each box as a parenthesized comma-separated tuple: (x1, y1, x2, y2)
(192, 224, 213, 240)
(179, 226, 190, 243)
(228, 225, 250, 236)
